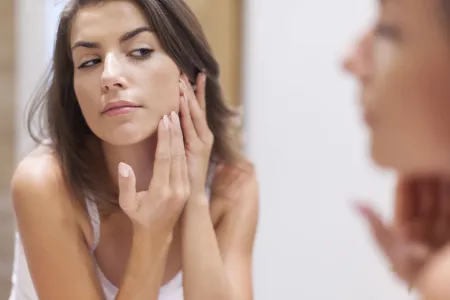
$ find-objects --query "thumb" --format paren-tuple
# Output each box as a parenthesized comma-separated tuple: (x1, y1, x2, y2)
(118, 162, 137, 213)
(355, 202, 394, 255)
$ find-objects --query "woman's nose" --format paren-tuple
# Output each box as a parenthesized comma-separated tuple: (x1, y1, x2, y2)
(101, 53, 127, 93)
(342, 28, 374, 82)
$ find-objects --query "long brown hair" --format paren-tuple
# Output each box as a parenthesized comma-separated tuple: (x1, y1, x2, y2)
(27, 0, 242, 214)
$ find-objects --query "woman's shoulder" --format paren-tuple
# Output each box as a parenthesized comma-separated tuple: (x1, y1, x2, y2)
(11, 144, 77, 220)
(12, 144, 62, 191)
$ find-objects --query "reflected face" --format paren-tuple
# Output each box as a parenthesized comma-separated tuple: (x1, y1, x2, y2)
(343, 0, 450, 175)
(71, 0, 180, 146)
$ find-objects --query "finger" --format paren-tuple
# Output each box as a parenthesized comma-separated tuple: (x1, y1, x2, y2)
(434, 180, 450, 247)
(152, 116, 171, 188)
(439, 179, 450, 219)
(394, 176, 418, 225)
(175, 102, 190, 188)
(195, 72, 207, 111)
(169, 111, 186, 190)
(181, 157, 189, 194)
(182, 75, 211, 140)
(432, 218, 448, 248)
(440, 179, 450, 242)
(355, 202, 394, 255)
(416, 178, 438, 245)
(417, 178, 438, 219)
(179, 80, 197, 141)
(118, 162, 137, 212)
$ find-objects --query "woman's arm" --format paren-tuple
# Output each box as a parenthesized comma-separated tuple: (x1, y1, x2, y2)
(181, 164, 259, 300)
(12, 155, 169, 300)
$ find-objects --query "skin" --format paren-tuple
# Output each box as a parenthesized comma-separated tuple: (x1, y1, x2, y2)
(343, 0, 450, 299)
(12, 1, 258, 299)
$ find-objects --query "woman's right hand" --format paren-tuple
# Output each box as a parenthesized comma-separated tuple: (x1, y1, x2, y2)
(356, 176, 450, 289)
(117, 112, 190, 238)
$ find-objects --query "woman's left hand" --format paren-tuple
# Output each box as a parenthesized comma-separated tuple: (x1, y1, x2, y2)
(179, 73, 213, 201)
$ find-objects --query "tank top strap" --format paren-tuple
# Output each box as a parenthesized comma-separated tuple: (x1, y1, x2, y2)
(84, 198, 100, 252)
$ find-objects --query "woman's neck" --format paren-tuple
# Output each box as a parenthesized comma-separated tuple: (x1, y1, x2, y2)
(102, 135, 157, 192)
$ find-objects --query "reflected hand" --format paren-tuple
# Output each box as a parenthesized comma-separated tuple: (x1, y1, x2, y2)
(356, 177, 450, 288)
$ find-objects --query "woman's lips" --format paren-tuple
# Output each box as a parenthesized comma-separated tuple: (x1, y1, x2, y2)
(102, 100, 142, 116)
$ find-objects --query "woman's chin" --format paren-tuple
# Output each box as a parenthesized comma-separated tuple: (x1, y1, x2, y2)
(371, 143, 450, 178)
(96, 126, 157, 146)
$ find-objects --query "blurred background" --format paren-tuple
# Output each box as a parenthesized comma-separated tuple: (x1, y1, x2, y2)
(0, 0, 417, 299)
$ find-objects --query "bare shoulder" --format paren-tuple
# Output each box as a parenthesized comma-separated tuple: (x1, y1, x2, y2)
(11, 146, 104, 299)
(11, 145, 77, 222)
(13, 145, 61, 186)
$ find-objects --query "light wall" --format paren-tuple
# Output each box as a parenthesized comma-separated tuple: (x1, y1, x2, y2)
(15, 0, 48, 162)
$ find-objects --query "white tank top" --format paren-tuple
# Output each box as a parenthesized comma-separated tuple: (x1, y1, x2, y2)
(8, 197, 184, 300)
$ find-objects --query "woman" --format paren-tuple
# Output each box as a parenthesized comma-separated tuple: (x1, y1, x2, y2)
(9, 1, 258, 299)
(344, 0, 450, 298)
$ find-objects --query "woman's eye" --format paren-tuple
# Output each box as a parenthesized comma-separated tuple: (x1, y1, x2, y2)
(129, 48, 153, 58)
(76, 48, 153, 69)
(78, 59, 101, 69)
(374, 22, 401, 40)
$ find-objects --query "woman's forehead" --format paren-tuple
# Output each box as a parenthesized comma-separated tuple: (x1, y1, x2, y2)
(70, 1, 150, 43)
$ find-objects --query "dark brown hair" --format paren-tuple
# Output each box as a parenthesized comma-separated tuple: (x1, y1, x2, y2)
(27, 0, 242, 214)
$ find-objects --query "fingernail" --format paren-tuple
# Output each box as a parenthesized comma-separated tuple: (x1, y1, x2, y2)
(353, 202, 369, 217)
(118, 162, 130, 178)
(179, 78, 188, 91)
(170, 111, 178, 123)
(201, 72, 206, 83)
(163, 115, 170, 128)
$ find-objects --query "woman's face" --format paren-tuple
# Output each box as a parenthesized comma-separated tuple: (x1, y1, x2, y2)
(343, 0, 450, 175)
(71, 0, 180, 146)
